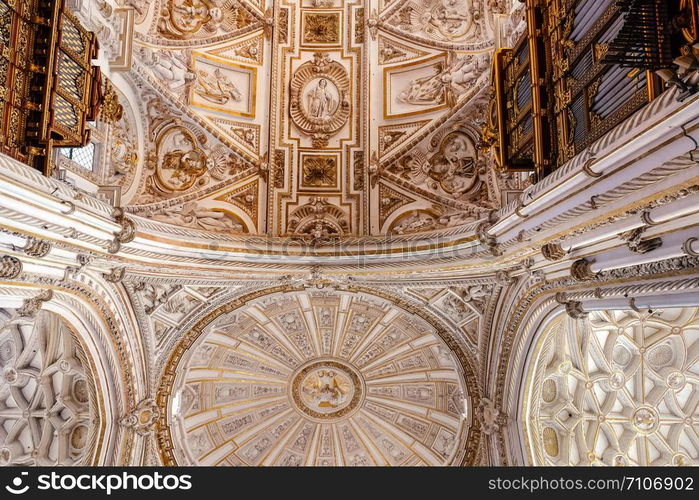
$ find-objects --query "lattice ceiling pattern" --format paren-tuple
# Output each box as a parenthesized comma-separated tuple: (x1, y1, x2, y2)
(0, 309, 96, 466)
(524, 309, 699, 466)
(167, 290, 470, 466)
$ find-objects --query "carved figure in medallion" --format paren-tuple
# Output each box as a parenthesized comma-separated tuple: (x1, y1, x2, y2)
(298, 365, 357, 414)
(425, 131, 479, 197)
(158, 0, 223, 38)
(162, 149, 207, 189)
(155, 127, 208, 191)
(425, 0, 472, 40)
(289, 53, 350, 147)
(306, 78, 337, 120)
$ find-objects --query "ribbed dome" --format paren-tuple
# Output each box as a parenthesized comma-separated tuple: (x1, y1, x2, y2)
(165, 289, 471, 466)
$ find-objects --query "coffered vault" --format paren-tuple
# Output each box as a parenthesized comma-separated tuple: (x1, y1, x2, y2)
(0, 0, 697, 467)
(83, 0, 510, 239)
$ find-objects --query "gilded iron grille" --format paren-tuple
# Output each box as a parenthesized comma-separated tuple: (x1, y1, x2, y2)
(0, 0, 101, 174)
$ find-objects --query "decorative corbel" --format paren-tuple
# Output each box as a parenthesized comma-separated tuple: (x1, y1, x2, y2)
(617, 227, 662, 254)
(108, 207, 136, 254)
(514, 200, 528, 218)
(640, 210, 658, 226)
(17, 290, 53, 318)
(495, 270, 515, 285)
(19, 237, 51, 258)
(564, 300, 588, 319)
(556, 291, 588, 319)
(103, 267, 126, 283)
(682, 237, 699, 257)
(581, 149, 601, 178)
(541, 242, 566, 261)
(570, 258, 597, 281)
(59, 200, 75, 214)
(0, 255, 22, 279)
(476, 221, 497, 249)
(62, 254, 92, 281)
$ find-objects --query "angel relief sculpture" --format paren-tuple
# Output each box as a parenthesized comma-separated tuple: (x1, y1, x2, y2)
(194, 68, 242, 105)
(397, 53, 489, 106)
(442, 53, 490, 94)
(140, 48, 195, 91)
(392, 0, 475, 42)
(397, 66, 445, 106)
(301, 369, 350, 410)
(152, 202, 246, 232)
(158, 0, 224, 39)
(387, 130, 482, 202)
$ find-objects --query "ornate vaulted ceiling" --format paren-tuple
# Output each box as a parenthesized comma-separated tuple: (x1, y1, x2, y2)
(106, 0, 514, 240)
(160, 289, 472, 465)
(1, 0, 698, 470)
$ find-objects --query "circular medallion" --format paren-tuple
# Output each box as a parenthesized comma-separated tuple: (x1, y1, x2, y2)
(667, 371, 686, 390)
(290, 359, 364, 421)
(608, 371, 625, 390)
(631, 406, 659, 434)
